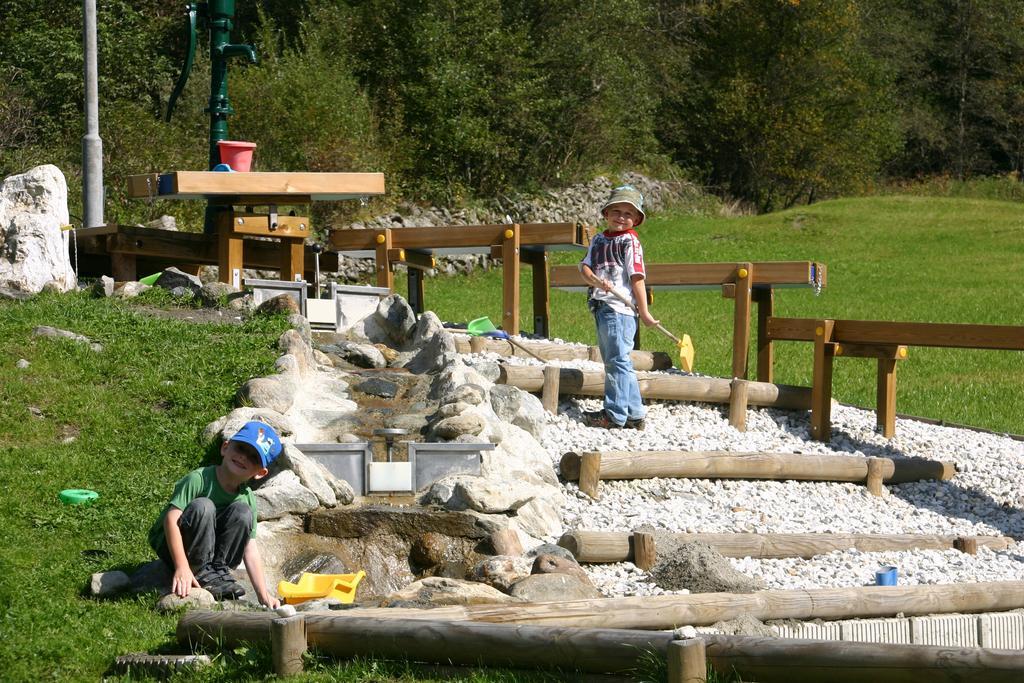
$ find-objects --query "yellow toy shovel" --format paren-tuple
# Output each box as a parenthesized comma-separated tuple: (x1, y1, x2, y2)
(609, 289, 695, 372)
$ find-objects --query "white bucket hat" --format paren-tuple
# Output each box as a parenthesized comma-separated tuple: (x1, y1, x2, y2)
(600, 185, 645, 226)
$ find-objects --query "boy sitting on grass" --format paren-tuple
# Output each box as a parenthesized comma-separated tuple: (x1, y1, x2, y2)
(148, 420, 281, 607)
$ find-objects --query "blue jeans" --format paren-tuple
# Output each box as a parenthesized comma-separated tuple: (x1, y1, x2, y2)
(594, 303, 645, 426)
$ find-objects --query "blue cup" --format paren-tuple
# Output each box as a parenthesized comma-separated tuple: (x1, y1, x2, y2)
(875, 566, 898, 586)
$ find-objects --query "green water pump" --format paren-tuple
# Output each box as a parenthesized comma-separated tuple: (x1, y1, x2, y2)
(166, 1, 257, 170)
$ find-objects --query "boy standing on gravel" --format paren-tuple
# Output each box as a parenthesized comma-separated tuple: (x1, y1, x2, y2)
(578, 185, 659, 429)
(149, 420, 281, 607)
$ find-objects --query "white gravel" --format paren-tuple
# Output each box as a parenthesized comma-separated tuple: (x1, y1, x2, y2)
(473, 353, 1024, 595)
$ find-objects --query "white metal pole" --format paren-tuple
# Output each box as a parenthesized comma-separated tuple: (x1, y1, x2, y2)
(82, 0, 104, 227)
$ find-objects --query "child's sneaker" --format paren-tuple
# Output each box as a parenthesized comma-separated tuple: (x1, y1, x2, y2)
(625, 417, 645, 431)
(583, 410, 624, 429)
(195, 563, 245, 600)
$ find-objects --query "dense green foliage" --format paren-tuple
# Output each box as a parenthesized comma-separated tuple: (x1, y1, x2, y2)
(3, 0, 1024, 227)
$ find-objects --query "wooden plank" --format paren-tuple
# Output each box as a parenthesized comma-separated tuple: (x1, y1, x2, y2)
(128, 171, 386, 201)
(551, 261, 827, 290)
(126, 174, 160, 199)
(557, 530, 1011, 563)
(834, 343, 909, 360)
(229, 213, 310, 238)
(501, 224, 521, 334)
(218, 222, 244, 288)
(769, 317, 1024, 350)
(330, 222, 587, 252)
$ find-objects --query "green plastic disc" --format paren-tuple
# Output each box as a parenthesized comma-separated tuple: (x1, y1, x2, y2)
(59, 489, 99, 505)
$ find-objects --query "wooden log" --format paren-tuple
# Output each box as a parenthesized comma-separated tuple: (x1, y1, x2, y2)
(542, 365, 560, 414)
(452, 335, 672, 371)
(578, 452, 602, 500)
(700, 634, 1024, 683)
(557, 451, 955, 484)
(490, 529, 524, 556)
(177, 611, 1024, 683)
(179, 612, 673, 674)
(557, 530, 1011, 563)
(954, 537, 979, 556)
(498, 365, 812, 409)
(866, 457, 886, 497)
(632, 532, 656, 571)
(668, 639, 707, 683)
(271, 614, 306, 676)
(469, 336, 487, 355)
(728, 379, 749, 431)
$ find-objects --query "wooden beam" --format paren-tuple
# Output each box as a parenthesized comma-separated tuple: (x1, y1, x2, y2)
(498, 365, 813, 409)
(877, 357, 898, 437)
(551, 261, 827, 290)
(281, 237, 305, 283)
(330, 223, 587, 252)
(557, 451, 956, 484)
(179, 581, 1024, 630)
(768, 317, 1024, 351)
(557, 530, 1011, 563)
(128, 171, 385, 201)
(228, 213, 310, 238)
(217, 215, 243, 288)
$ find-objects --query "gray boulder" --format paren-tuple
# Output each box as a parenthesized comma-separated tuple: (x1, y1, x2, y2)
(508, 573, 602, 601)
(154, 267, 203, 296)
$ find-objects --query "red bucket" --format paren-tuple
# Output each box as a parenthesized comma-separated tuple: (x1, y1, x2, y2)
(216, 140, 257, 172)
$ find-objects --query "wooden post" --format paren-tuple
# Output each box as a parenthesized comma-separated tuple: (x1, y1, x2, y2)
(541, 364, 560, 414)
(866, 457, 886, 497)
(728, 378, 749, 431)
(668, 638, 707, 683)
(374, 228, 394, 290)
(281, 236, 305, 283)
(731, 263, 753, 379)
(588, 345, 602, 362)
(217, 216, 244, 287)
(632, 532, 656, 571)
(954, 537, 979, 555)
(271, 614, 306, 676)
(407, 268, 425, 314)
(810, 320, 835, 442)
(578, 451, 602, 499)
(501, 224, 521, 335)
(490, 529, 524, 556)
(524, 249, 550, 337)
(876, 357, 898, 438)
(755, 287, 775, 383)
(469, 336, 487, 355)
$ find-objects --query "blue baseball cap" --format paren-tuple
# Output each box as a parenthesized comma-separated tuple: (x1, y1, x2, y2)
(229, 420, 282, 467)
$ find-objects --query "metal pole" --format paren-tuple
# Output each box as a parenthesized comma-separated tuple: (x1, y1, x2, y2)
(82, 0, 104, 227)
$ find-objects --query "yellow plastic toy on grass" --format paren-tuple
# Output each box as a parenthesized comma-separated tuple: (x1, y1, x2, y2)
(277, 570, 365, 605)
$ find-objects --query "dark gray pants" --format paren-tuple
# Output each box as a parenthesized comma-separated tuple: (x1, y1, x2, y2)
(157, 497, 252, 571)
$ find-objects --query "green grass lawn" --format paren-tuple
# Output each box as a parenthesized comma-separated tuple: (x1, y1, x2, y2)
(410, 195, 1024, 434)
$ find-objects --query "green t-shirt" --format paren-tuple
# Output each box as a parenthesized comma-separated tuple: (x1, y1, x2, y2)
(148, 465, 259, 553)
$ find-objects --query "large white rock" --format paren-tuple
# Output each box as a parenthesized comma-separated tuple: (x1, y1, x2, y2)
(0, 165, 76, 292)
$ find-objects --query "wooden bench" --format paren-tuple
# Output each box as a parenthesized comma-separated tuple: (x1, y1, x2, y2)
(123, 171, 385, 286)
(330, 222, 593, 336)
(551, 261, 827, 378)
(766, 317, 1024, 440)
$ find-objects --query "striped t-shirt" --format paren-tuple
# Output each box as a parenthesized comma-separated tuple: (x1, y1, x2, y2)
(579, 229, 647, 316)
